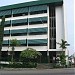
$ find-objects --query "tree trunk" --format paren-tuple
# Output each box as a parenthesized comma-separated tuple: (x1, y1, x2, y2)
(11, 46, 14, 63)
(0, 46, 2, 61)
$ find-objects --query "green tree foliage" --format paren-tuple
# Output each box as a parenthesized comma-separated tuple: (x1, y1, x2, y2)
(20, 48, 41, 60)
(10, 39, 20, 46)
(56, 39, 70, 67)
(10, 39, 20, 63)
(59, 53, 66, 67)
(57, 39, 70, 51)
(0, 16, 5, 61)
(20, 48, 42, 67)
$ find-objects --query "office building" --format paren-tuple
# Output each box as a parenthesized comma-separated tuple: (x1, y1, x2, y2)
(0, 0, 69, 63)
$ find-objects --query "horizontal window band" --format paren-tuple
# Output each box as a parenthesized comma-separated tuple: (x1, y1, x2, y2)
(3, 39, 48, 45)
(29, 17, 47, 23)
(29, 21, 47, 25)
(29, 32, 47, 35)
(28, 27, 48, 33)
(12, 19, 27, 24)
(4, 17, 47, 26)
(11, 29, 27, 34)
(28, 39, 48, 44)
(26, 43, 47, 46)
(3, 40, 9, 44)
(12, 23, 28, 26)
(13, 13, 28, 17)
(29, 5, 47, 12)
(5, 21, 11, 25)
(0, 5, 47, 16)
(4, 27, 48, 34)
(13, 7, 28, 15)
(4, 24, 10, 27)
(4, 32, 47, 36)
(30, 10, 47, 15)
(2, 44, 9, 46)
(11, 33, 27, 36)
(2, 44, 47, 46)
(4, 34, 10, 36)
(0, 15, 11, 18)
(4, 30, 10, 34)
(0, 10, 11, 17)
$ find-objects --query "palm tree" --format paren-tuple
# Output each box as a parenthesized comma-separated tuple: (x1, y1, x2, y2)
(0, 16, 5, 62)
(10, 39, 20, 63)
(57, 39, 70, 53)
(57, 39, 70, 67)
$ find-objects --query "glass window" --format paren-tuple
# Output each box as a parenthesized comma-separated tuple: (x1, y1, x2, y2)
(0, 10, 11, 18)
(28, 39, 48, 46)
(12, 19, 28, 26)
(49, 6, 56, 49)
(28, 27, 48, 35)
(29, 5, 47, 15)
(13, 7, 28, 17)
(29, 17, 47, 25)
(30, 10, 47, 15)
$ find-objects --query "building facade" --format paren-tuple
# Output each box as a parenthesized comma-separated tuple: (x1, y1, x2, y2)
(0, 0, 68, 63)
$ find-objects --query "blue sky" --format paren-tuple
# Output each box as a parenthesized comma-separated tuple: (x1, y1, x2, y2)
(0, 0, 74, 56)
(74, 1, 75, 53)
(0, 0, 36, 6)
(64, 0, 74, 56)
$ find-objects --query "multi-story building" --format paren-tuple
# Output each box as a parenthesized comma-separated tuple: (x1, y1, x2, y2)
(0, 0, 69, 63)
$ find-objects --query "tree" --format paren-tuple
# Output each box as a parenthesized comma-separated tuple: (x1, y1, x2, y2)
(10, 39, 20, 63)
(57, 39, 70, 52)
(59, 52, 66, 67)
(0, 16, 5, 61)
(20, 48, 42, 67)
(56, 39, 70, 67)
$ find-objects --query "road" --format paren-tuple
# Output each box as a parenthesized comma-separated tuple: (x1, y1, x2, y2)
(0, 68, 75, 75)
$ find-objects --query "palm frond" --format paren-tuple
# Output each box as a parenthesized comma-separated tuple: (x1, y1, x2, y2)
(56, 42, 61, 45)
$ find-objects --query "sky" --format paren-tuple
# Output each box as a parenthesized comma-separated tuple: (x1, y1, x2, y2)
(0, 0, 74, 56)
(0, 0, 37, 6)
(74, 0, 75, 52)
(64, 0, 74, 56)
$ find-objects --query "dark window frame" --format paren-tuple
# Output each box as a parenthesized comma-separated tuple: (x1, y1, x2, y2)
(30, 10, 47, 15)
(13, 12, 28, 17)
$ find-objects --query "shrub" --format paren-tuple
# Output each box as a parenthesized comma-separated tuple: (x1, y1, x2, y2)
(7, 62, 37, 68)
(20, 48, 41, 68)
(7, 62, 22, 68)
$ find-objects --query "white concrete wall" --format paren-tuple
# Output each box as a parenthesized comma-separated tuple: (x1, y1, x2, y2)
(4, 23, 47, 31)
(2, 6, 66, 52)
(56, 6, 64, 49)
(2, 46, 47, 51)
(3, 34, 47, 40)
(2, 11, 48, 51)
(1, 13, 47, 22)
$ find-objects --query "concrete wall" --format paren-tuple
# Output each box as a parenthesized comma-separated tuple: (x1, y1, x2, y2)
(2, 5, 65, 52)
(56, 6, 64, 50)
